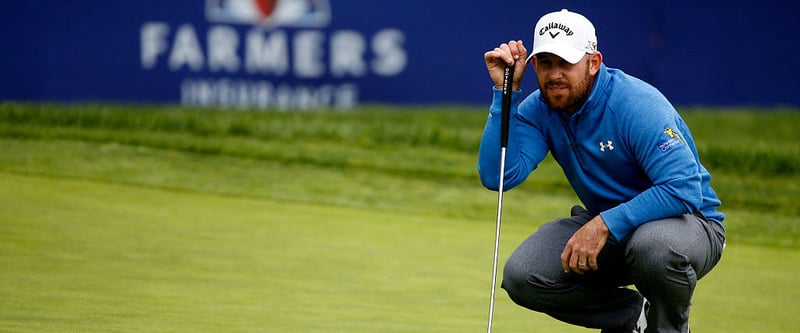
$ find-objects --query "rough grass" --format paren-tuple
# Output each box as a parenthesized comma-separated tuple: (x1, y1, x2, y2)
(1, 102, 798, 245)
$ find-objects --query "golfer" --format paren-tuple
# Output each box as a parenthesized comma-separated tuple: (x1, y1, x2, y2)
(478, 9, 726, 333)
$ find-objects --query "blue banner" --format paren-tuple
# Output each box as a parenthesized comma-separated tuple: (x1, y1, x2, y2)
(2, 1, 798, 109)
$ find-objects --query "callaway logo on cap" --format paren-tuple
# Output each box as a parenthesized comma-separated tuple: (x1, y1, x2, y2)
(528, 9, 597, 64)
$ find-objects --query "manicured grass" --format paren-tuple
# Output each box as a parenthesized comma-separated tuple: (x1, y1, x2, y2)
(1, 102, 799, 332)
(1, 172, 798, 333)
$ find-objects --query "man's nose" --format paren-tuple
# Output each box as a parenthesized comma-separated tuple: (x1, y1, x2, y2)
(547, 68, 564, 81)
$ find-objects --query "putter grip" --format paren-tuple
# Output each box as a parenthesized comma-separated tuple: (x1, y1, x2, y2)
(500, 65, 515, 148)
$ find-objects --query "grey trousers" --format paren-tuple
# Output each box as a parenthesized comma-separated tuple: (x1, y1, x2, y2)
(501, 206, 726, 333)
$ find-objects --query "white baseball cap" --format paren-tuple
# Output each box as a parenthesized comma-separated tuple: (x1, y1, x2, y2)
(527, 9, 597, 64)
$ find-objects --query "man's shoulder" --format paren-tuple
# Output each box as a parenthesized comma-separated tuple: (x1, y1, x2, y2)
(599, 68, 680, 137)
(605, 67, 673, 114)
(606, 68, 664, 100)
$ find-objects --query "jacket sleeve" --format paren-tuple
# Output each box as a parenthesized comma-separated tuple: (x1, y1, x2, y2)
(478, 88, 549, 191)
(600, 104, 703, 241)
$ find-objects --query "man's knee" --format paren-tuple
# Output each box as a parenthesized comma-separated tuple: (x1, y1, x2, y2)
(626, 220, 697, 287)
(502, 257, 564, 312)
(501, 255, 535, 307)
(500, 218, 580, 312)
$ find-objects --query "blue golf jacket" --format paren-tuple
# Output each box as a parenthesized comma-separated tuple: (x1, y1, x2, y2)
(478, 64, 724, 241)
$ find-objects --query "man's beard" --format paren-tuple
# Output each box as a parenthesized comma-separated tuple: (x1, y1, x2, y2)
(541, 66, 593, 114)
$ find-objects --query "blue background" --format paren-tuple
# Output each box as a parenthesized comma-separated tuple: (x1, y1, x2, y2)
(1, 1, 798, 107)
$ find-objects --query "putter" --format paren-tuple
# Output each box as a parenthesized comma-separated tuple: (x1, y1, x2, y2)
(487, 63, 514, 333)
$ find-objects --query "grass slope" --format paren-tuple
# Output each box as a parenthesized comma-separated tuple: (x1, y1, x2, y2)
(2, 172, 799, 333)
(1, 103, 798, 246)
(1, 103, 799, 332)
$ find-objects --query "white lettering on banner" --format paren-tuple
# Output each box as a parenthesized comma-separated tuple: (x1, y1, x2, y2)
(141, 22, 169, 69)
(181, 78, 358, 110)
(140, 22, 407, 78)
(208, 26, 240, 72)
(293, 31, 325, 78)
(169, 24, 205, 71)
(371, 29, 406, 76)
(330, 30, 367, 77)
(246, 29, 289, 75)
(140, 21, 407, 109)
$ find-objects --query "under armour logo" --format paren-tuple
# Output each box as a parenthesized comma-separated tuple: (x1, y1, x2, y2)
(599, 140, 614, 152)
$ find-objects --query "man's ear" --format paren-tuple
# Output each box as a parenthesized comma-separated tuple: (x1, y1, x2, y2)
(589, 51, 603, 75)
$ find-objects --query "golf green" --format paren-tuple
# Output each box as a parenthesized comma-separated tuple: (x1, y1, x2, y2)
(1, 172, 797, 332)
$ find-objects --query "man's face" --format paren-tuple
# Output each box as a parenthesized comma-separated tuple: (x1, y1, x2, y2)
(533, 53, 595, 114)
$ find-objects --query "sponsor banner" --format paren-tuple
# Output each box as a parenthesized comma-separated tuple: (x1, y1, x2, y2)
(1, 1, 799, 108)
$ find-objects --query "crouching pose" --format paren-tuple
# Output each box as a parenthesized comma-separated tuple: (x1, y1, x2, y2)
(478, 9, 726, 333)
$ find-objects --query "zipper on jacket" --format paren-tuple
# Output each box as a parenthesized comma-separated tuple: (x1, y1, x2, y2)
(559, 114, 584, 165)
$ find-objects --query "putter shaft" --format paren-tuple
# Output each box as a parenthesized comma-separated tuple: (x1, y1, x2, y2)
(487, 64, 514, 333)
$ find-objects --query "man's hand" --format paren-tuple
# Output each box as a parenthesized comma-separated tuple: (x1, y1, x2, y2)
(484, 40, 528, 91)
(561, 215, 610, 274)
